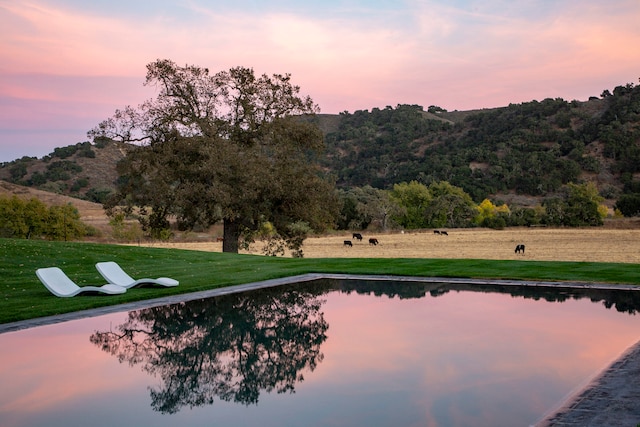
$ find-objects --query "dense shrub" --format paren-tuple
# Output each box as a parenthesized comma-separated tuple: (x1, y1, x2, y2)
(615, 194, 640, 217)
(0, 195, 87, 240)
(70, 178, 89, 192)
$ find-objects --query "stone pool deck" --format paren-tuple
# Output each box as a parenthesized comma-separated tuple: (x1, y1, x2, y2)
(2, 273, 640, 426)
(534, 338, 640, 426)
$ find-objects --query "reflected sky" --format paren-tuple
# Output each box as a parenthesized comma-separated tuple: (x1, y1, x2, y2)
(1, 280, 640, 427)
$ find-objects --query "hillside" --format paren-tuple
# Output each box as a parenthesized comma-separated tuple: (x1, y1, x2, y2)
(1, 82, 639, 213)
(0, 140, 129, 204)
(0, 180, 111, 234)
(315, 86, 640, 209)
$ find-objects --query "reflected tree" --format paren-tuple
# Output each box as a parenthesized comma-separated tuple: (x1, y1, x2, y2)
(90, 285, 329, 413)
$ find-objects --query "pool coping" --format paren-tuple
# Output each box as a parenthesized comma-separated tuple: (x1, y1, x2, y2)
(2, 273, 639, 426)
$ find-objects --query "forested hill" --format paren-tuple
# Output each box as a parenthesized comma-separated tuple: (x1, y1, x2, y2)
(313, 83, 640, 205)
(1, 82, 639, 210)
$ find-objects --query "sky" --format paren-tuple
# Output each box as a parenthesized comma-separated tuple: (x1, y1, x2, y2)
(1, 0, 639, 162)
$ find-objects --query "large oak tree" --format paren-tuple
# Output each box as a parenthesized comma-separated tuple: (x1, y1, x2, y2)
(90, 60, 338, 254)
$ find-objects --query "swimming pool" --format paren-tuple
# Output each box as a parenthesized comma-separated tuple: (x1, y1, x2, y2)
(1, 277, 640, 427)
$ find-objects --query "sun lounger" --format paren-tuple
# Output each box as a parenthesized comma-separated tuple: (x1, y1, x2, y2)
(95, 261, 179, 289)
(36, 267, 127, 297)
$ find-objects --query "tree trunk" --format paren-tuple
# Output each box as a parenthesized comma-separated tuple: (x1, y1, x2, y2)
(222, 219, 240, 253)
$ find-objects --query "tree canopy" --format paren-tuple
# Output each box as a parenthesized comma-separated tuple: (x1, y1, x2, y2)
(91, 60, 338, 254)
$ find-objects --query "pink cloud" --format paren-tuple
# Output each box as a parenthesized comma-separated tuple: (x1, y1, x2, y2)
(1, 0, 639, 160)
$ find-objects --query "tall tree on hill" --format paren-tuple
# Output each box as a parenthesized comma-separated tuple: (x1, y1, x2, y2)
(90, 59, 338, 254)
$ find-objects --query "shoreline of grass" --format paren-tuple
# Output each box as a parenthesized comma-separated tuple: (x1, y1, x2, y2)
(2, 238, 639, 325)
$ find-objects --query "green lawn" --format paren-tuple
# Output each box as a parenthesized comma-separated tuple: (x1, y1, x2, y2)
(2, 237, 639, 325)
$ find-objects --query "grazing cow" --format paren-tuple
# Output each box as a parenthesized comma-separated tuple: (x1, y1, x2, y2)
(515, 244, 525, 254)
(352, 233, 363, 241)
(369, 238, 379, 245)
(344, 240, 353, 247)
(433, 230, 441, 235)
(441, 231, 448, 236)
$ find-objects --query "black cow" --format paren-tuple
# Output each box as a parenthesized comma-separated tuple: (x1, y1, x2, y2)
(344, 240, 353, 247)
(441, 231, 448, 236)
(515, 244, 525, 254)
(433, 230, 440, 235)
(369, 238, 379, 245)
(352, 233, 363, 241)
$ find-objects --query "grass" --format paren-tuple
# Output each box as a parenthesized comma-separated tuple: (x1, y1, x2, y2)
(2, 237, 639, 325)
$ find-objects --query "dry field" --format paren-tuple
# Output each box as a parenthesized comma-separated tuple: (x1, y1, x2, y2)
(143, 227, 640, 264)
(3, 180, 639, 264)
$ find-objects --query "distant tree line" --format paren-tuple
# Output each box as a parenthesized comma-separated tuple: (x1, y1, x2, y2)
(0, 195, 89, 240)
(337, 180, 607, 231)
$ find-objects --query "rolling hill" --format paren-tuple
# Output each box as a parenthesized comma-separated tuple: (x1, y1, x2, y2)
(1, 81, 639, 213)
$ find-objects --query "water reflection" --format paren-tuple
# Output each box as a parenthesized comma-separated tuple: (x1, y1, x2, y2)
(90, 284, 329, 413)
(340, 279, 640, 314)
(89, 279, 640, 416)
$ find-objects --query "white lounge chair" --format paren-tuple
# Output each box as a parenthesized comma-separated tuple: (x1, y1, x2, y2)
(36, 267, 127, 297)
(95, 261, 179, 289)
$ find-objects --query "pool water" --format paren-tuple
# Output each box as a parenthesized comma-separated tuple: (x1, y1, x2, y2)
(2, 278, 640, 427)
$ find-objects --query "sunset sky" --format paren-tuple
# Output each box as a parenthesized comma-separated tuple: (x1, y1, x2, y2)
(1, 0, 639, 162)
